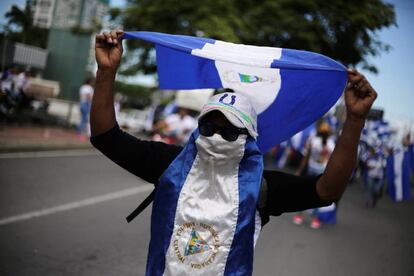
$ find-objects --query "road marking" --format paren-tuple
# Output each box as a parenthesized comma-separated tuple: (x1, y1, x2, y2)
(0, 149, 100, 159)
(0, 185, 153, 226)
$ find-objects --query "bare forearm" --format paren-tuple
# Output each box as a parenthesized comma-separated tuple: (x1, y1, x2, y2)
(317, 118, 364, 201)
(90, 69, 117, 136)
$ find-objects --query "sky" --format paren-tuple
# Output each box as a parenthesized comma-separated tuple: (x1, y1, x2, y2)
(1, 0, 413, 124)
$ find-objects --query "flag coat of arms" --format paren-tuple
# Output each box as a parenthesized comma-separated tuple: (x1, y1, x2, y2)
(124, 31, 347, 152)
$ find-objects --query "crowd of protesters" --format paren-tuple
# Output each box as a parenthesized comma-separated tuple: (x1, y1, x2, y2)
(147, 103, 414, 220)
(267, 112, 414, 229)
(0, 66, 33, 115)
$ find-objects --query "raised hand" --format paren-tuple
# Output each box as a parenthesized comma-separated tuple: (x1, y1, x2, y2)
(345, 69, 378, 122)
(95, 30, 124, 71)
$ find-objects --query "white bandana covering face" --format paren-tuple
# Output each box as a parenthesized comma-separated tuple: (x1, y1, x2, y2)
(146, 130, 263, 276)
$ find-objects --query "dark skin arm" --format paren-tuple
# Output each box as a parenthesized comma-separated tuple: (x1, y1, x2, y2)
(316, 70, 377, 202)
(90, 30, 124, 136)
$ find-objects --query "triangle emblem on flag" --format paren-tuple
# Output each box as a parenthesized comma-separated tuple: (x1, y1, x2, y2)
(184, 229, 210, 256)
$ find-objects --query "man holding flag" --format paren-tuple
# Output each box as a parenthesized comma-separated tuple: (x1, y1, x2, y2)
(90, 30, 377, 276)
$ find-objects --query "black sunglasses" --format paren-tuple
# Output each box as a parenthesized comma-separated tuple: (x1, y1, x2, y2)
(198, 119, 249, 142)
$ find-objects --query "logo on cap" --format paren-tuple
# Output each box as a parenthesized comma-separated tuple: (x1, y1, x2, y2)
(219, 93, 236, 106)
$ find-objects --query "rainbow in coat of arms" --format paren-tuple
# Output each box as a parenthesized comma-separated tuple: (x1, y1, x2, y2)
(184, 229, 210, 256)
(238, 73, 263, 83)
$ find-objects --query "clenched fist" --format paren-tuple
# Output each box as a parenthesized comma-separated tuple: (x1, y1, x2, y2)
(345, 69, 377, 122)
(95, 30, 124, 71)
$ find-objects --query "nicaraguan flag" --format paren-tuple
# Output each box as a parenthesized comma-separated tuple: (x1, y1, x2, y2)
(317, 203, 337, 224)
(409, 144, 414, 173)
(147, 130, 263, 275)
(386, 146, 412, 202)
(124, 31, 347, 152)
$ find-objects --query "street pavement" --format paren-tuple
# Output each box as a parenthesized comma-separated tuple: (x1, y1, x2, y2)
(0, 125, 91, 153)
(1, 150, 413, 276)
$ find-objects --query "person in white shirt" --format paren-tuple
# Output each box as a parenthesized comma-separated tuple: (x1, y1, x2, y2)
(293, 121, 337, 229)
(153, 107, 197, 145)
(364, 146, 386, 207)
(78, 78, 94, 137)
(1, 67, 18, 95)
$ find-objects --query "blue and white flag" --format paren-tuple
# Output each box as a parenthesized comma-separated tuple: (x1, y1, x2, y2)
(386, 146, 412, 202)
(147, 130, 263, 275)
(124, 31, 347, 152)
(317, 203, 337, 224)
(409, 144, 414, 173)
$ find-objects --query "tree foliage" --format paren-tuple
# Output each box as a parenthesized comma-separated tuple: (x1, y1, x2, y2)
(118, 0, 395, 75)
(114, 80, 154, 107)
(2, 3, 49, 48)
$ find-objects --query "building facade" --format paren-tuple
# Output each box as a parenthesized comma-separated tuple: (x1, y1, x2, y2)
(34, 0, 109, 99)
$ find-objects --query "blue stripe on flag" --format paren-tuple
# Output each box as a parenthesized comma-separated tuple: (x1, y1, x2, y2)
(317, 203, 337, 224)
(156, 44, 223, 89)
(272, 48, 346, 71)
(146, 131, 199, 276)
(257, 68, 346, 150)
(124, 31, 215, 53)
(386, 154, 396, 201)
(386, 149, 412, 202)
(408, 144, 414, 173)
(402, 149, 412, 200)
(224, 136, 263, 275)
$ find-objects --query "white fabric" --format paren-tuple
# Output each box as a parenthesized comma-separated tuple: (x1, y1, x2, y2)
(253, 210, 262, 248)
(15, 72, 30, 91)
(79, 84, 94, 102)
(163, 134, 247, 276)
(318, 202, 336, 213)
(192, 40, 282, 67)
(193, 41, 282, 114)
(215, 61, 281, 114)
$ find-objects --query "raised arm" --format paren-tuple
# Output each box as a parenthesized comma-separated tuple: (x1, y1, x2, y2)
(316, 70, 377, 202)
(90, 30, 124, 136)
(90, 30, 183, 184)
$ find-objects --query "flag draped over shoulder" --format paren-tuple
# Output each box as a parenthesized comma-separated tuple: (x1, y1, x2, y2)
(124, 31, 347, 152)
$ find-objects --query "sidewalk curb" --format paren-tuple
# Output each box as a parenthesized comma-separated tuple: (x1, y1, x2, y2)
(0, 142, 92, 153)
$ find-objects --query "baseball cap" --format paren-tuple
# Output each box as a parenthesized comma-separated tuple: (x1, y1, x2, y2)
(199, 92, 258, 139)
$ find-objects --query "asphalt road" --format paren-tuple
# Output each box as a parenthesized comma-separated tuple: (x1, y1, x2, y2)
(1, 149, 413, 276)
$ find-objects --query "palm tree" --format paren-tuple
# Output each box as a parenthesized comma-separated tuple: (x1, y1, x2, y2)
(3, 1, 48, 48)
(4, 2, 33, 44)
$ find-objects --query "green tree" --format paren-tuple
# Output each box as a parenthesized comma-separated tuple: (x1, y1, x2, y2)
(2, 1, 49, 48)
(118, 0, 395, 75)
